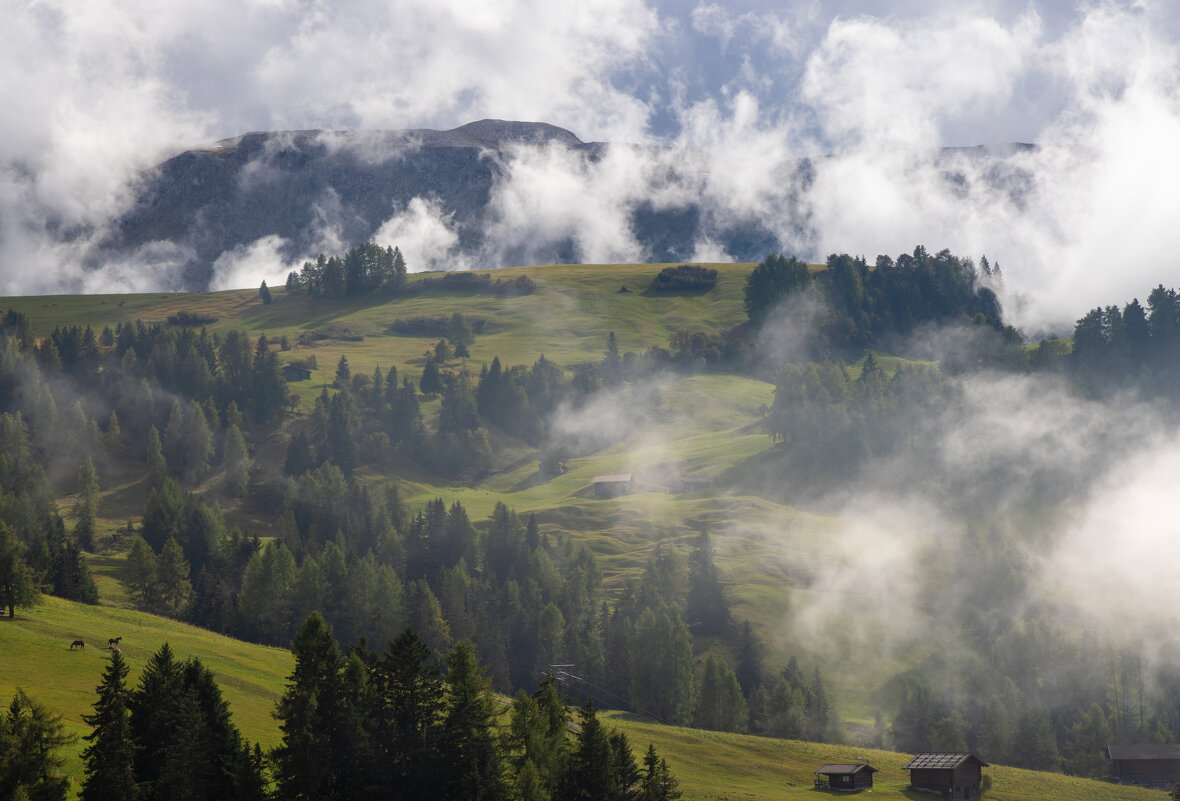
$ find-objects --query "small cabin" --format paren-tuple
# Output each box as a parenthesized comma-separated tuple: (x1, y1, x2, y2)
(592, 473, 633, 498)
(814, 762, 877, 791)
(677, 475, 713, 493)
(1107, 744, 1180, 789)
(902, 753, 989, 800)
(282, 364, 313, 382)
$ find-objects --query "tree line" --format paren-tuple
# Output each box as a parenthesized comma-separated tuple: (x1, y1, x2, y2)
(36, 621, 682, 801)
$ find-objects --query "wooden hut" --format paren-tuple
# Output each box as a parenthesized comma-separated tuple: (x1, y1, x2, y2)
(1106, 744, 1180, 788)
(902, 753, 988, 800)
(592, 473, 633, 498)
(813, 762, 877, 791)
(282, 363, 313, 382)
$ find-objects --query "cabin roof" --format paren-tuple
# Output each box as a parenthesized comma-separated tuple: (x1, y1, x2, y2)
(903, 753, 989, 770)
(591, 473, 633, 483)
(1107, 744, 1180, 761)
(815, 763, 877, 775)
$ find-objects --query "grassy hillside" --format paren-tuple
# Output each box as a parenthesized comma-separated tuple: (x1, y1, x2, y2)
(0, 596, 292, 790)
(0, 596, 1162, 801)
(605, 712, 1166, 801)
(3, 261, 928, 725)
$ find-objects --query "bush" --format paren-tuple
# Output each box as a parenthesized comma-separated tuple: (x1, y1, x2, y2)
(165, 311, 218, 327)
(651, 264, 718, 291)
(405, 272, 536, 297)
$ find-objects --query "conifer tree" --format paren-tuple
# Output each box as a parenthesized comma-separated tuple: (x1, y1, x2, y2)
(420, 358, 442, 396)
(273, 613, 348, 801)
(0, 522, 38, 618)
(373, 628, 445, 799)
(81, 651, 137, 801)
(122, 535, 158, 610)
(145, 426, 167, 486)
(685, 530, 727, 634)
(129, 643, 182, 800)
(222, 424, 250, 496)
(72, 457, 100, 551)
(639, 744, 680, 801)
(1, 690, 74, 801)
(439, 641, 506, 801)
(334, 355, 351, 388)
(155, 538, 192, 615)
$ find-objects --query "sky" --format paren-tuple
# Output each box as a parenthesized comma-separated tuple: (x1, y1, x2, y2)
(3, 0, 1180, 328)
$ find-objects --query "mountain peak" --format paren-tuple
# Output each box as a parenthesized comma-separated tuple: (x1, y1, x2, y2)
(449, 119, 584, 148)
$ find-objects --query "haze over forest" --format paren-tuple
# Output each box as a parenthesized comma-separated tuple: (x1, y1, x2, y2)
(4, 2, 1180, 800)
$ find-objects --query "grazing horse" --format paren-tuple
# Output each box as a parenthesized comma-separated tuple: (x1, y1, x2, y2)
(108, 636, 122, 648)
(69, 640, 85, 650)
(110, 647, 121, 656)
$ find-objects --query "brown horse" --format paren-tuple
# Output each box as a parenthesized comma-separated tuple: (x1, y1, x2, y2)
(69, 640, 85, 650)
(108, 636, 121, 648)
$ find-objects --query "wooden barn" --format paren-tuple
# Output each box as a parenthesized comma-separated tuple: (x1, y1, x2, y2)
(1106, 744, 1180, 788)
(282, 363, 313, 381)
(813, 762, 877, 791)
(592, 473, 633, 498)
(902, 753, 988, 800)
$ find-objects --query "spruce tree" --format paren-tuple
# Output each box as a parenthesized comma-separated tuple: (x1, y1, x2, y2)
(685, 530, 727, 634)
(419, 358, 442, 396)
(560, 700, 612, 801)
(129, 643, 183, 799)
(439, 641, 506, 801)
(334, 355, 351, 388)
(81, 651, 138, 801)
(273, 613, 346, 801)
(373, 628, 446, 800)
(639, 744, 680, 801)
(1, 690, 74, 801)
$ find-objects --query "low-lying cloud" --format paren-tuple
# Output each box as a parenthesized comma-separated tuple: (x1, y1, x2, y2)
(2, 1, 1180, 336)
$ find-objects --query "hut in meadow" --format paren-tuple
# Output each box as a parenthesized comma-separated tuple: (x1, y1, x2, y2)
(592, 473, 633, 498)
(902, 753, 988, 800)
(813, 761, 877, 791)
(1106, 744, 1180, 788)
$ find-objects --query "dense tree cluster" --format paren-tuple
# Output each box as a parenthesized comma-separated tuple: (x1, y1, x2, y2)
(288, 243, 408, 298)
(768, 358, 954, 485)
(272, 615, 680, 801)
(650, 265, 718, 292)
(745, 248, 1010, 356)
(80, 645, 265, 801)
(1068, 284, 1180, 399)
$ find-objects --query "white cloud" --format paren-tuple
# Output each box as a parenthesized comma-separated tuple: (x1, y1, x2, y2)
(373, 197, 464, 273)
(208, 235, 295, 291)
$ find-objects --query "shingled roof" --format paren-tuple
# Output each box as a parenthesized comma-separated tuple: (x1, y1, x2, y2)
(815, 763, 878, 775)
(903, 753, 989, 770)
(1107, 744, 1180, 760)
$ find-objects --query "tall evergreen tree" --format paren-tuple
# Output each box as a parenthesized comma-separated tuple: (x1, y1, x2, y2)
(81, 651, 138, 801)
(273, 613, 350, 801)
(0, 690, 74, 801)
(685, 531, 727, 634)
(0, 522, 38, 618)
(373, 627, 446, 800)
(439, 641, 506, 801)
(73, 457, 100, 551)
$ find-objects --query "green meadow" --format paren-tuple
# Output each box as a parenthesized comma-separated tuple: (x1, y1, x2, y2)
(2, 261, 1124, 799)
(0, 594, 1160, 800)
(2, 262, 935, 723)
